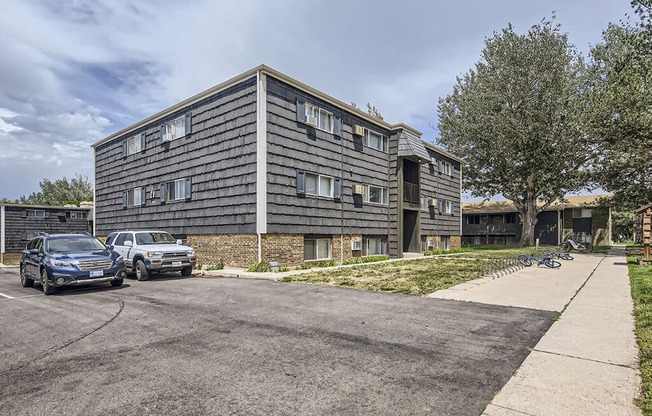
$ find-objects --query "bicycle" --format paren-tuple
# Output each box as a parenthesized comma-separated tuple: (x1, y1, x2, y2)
(541, 248, 574, 261)
(518, 252, 562, 268)
(562, 239, 593, 253)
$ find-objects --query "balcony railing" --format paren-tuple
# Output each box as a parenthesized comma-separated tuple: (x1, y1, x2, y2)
(403, 181, 419, 204)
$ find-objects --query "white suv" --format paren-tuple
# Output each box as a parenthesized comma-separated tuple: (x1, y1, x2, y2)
(105, 230, 197, 281)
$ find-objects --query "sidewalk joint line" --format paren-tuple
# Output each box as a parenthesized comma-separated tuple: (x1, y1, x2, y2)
(486, 403, 538, 415)
(0, 291, 14, 299)
(558, 254, 607, 316)
(532, 347, 638, 369)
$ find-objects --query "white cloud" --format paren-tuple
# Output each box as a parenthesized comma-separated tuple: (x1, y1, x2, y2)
(0, 0, 634, 199)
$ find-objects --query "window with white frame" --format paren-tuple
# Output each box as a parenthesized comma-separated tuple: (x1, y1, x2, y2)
(364, 129, 388, 152)
(305, 173, 333, 197)
(438, 199, 453, 214)
(439, 160, 452, 176)
(162, 116, 186, 142)
(305, 103, 333, 133)
(69, 211, 88, 219)
(440, 236, 451, 250)
(127, 187, 145, 207)
(572, 208, 593, 218)
(420, 196, 429, 210)
(304, 238, 331, 261)
(166, 179, 187, 201)
(27, 209, 45, 218)
(363, 237, 386, 256)
(364, 185, 388, 205)
(126, 135, 142, 155)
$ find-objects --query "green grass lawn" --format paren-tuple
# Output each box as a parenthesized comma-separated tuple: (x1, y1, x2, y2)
(281, 245, 541, 295)
(627, 256, 652, 414)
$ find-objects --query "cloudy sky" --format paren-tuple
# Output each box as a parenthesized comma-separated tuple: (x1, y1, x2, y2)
(0, 0, 634, 200)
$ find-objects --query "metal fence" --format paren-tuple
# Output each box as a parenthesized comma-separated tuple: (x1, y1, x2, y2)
(481, 255, 526, 279)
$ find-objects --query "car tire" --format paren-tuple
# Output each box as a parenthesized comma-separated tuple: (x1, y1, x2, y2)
(135, 260, 149, 281)
(20, 264, 34, 288)
(181, 266, 192, 277)
(41, 268, 56, 295)
(110, 278, 124, 287)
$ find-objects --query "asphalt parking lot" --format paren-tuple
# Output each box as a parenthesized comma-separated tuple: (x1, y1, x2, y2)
(0, 267, 556, 416)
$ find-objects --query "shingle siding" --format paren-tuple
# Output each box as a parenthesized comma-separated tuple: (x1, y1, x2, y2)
(420, 149, 461, 236)
(94, 77, 258, 236)
(2, 206, 91, 252)
(265, 78, 392, 236)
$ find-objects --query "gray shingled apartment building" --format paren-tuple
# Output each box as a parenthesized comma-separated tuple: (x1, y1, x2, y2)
(92, 65, 462, 267)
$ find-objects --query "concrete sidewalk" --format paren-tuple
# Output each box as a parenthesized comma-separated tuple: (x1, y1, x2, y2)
(454, 246, 642, 416)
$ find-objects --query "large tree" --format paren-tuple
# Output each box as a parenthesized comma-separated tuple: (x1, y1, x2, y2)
(437, 19, 593, 245)
(585, 0, 652, 209)
(16, 175, 93, 206)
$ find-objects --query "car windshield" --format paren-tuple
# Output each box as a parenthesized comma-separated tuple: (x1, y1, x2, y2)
(47, 237, 106, 253)
(135, 232, 177, 245)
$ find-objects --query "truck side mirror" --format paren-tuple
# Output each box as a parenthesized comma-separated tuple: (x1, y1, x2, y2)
(124, 241, 133, 247)
(176, 239, 183, 245)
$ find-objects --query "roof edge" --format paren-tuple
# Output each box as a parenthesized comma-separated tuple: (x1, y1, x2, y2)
(92, 64, 427, 149)
(1, 203, 91, 210)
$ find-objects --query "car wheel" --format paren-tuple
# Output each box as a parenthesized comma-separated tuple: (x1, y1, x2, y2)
(20, 264, 34, 288)
(41, 268, 56, 295)
(135, 260, 149, 281)
(181, 266, 192, 277)
(110, 278, 124, 287)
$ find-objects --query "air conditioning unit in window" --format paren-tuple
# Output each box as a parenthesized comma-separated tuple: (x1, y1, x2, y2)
(305, 114, 318, 126)
(353, 125, 365, 136)
(427, 241, 435, 249)
(429, 198, 437, 207)
(353, 185, 364, 195)
(162, 132, 174, 142)
(351, 240, 362, 251)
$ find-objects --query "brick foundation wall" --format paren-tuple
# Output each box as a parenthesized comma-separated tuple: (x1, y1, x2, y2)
(1, 252, 21, 265)
(261, 234, 304, 267)
(333, 235, 361, 263)
(188, 234, 258, 268)
(450, 235, 462, 249)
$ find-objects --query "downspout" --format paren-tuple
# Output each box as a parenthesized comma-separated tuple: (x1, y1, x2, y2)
(558, 209, 562, 245)
(255, 70, 268, 262)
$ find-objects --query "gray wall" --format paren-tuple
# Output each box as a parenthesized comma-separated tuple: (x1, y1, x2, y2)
(94, 77, 258, 236)
(265, 78, 392, 237)
(420, 148, 461, 236)
(3, 206, 91, 252)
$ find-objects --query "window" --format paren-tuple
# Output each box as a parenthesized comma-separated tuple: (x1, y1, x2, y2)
(439, 160, 453, 176)
(69, 211, 88, 219)
(33, 210, 45, 218)
(364, 129, 388, 152)
(438, 199, 453, 214)
(364, 185, 388, 205)
(305, 173, 333, 197)
(126, 135, 142, 155)
(504, 213, 518, 224)
(363, 238, 386, 256)
(304, 238, 331, 261)
(127, 187, 145, 207)
(465, 215, 481, 225)
(440, 236, 451, 250)
(167, 179, 188, 201)
(162, 116, 186, 142)
(572, 208, 593, 218)
(420, 196, 429, 211)
(105, 233, 117, 246)
(305, 103, 333, 133)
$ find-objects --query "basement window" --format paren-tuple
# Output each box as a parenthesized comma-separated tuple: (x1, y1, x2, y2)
(304, 237, 331, 261)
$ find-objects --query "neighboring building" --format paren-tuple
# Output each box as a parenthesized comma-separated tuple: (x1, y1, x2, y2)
(462, 195, 612, 246)
(0, 204, 93, 264)
(92, 65, 462, 267)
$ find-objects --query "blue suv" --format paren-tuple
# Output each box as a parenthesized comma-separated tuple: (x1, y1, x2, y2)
(20, 233, 126, 295)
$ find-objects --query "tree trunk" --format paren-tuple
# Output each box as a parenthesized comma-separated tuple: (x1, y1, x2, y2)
(519, 198, 538, 246)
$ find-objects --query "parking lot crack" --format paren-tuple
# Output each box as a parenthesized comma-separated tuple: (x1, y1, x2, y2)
(0, 295, 124, 375)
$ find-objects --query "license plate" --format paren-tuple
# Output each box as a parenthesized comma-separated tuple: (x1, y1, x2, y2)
(172, 261, 182, 267)
(90, 270, 103, 278)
